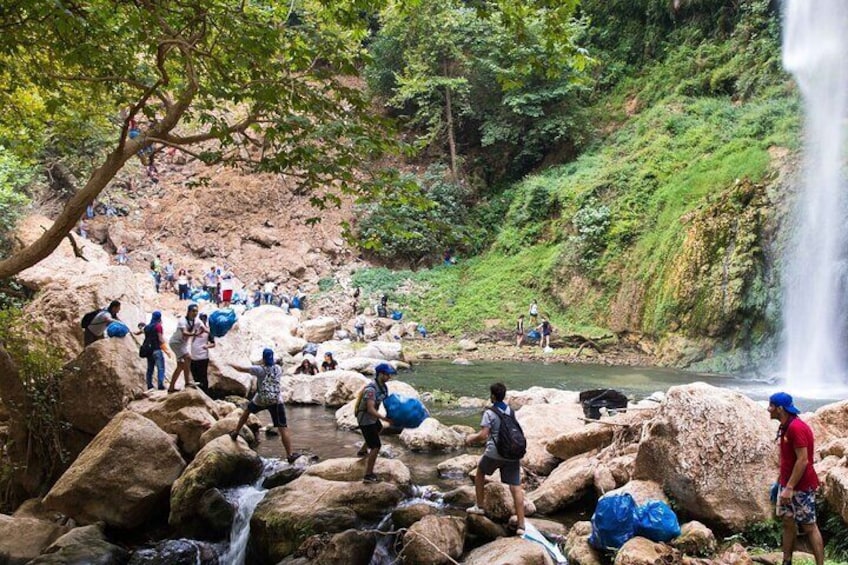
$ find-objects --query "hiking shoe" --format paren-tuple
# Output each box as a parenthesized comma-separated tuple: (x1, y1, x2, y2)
(466, 505, 485, 516)
(516, 527, 525, 537)
(362, 473, 381, 484)
(286, 452, 302, 464)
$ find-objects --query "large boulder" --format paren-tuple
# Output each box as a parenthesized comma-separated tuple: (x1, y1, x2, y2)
(299, 529, 377, 565)
(437, 454, 479, 478)
(25, 523, 129, 565)
(516, 402, 586, 475)
(632, 383, 776, 531)
(614, 537, 680, 565)
(509, 388, 579, 408)
(564, 521, 603, 565)
(392, 503, 440, 529)
(528, 452, 596, 515)
(169, 435, 263, 538)
(284, 371, 368, 407)
(300, 317, 339, 343)
(462, 537, 554, 565)
(59, 338, 148, 437)
(0, 514, 69, 565)
(482, 482, 536, 520)
(208, 306, 305, 396)
(671, 521, 717, 557)
(399, 418, 466, 452)
(43, 411, 186, 529)
(358, 341, 404, 361)
(337, 357, 407, 374)
(807, 400, 848, 446)
(547, 424, 615, 461)
(303, 457, 411, 485)
(250, 475, 403, 562)
(824, 465, 848, 525)
(128, 388, 219, 458)
(402, 516, 465, 565)
(605, 480, 668, 506)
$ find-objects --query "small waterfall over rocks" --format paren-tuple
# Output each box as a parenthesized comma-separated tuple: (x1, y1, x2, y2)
(782, 0, 848, 393)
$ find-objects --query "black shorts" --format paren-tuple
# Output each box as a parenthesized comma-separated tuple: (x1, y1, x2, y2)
(359, 421, 383, 449)
(247, 401, 287, 428)
(477, 455, 521, 486)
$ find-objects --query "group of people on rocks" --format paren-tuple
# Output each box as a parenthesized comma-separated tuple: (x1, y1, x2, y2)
(147, 259, 240, 307)
(515, 300, 554, 349)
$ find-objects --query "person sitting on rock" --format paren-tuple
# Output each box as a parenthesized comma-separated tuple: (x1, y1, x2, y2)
(355, 363, 396, 483)
(465, 382, 526, 536)
(229, 348, 300, 464)
(167, 303, 199, 392)
(294, 357, 319, 376)
(321, 352, 338, 372)
(84, 300, 121, 346)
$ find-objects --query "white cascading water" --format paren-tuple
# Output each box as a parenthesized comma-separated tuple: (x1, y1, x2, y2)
(219, 483, 267, 565)
(782, 0, 848, 394)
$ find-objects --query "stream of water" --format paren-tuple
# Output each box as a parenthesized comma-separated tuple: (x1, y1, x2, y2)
(782, 0, 848, 395)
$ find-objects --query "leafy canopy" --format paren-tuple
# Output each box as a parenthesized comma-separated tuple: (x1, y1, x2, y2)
(0, 0, 400, 277)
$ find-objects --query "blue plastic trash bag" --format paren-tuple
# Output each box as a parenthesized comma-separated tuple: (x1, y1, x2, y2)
(191, 290, 211, 302)
(290, 296, 302, 310)
(383, 394, 429, 429)
(589, 493, 637, 550)
(303, 343, 319, 357)
(391, 310, 403, 321)
(209, 308, 237, 338)
(106, 321, 130, 338)
(527, 329, 541, 340)
(634, 500, 681, 542)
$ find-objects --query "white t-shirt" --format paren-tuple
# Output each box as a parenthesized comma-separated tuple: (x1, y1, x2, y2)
(177, 274, 188, 286)
(190, 322, 212, 360)
(220, 278, 234, 292)
(263, 282, 276, 294)
(88, 311, 114, 337)
(170, 317, 195, 347)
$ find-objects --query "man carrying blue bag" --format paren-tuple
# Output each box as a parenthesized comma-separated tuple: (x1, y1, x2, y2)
(355, 363, 397, 484)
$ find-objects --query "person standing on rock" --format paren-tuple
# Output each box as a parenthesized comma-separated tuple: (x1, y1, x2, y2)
(176, 268, 190, 300)
(528, 300, 539, 325)
(84, 300, 121, 346)
(141, 311, 169, 390)
(355, 363, 396, 483)
(190, 313, 215, 394)
(537, 318, 552, 350)
(354, 314, 366, 341)
(167, 303, 199, 392)
(768, 392, 824, 565)
(515, 315, 525, 348)
(163, 259, 176, 293)
(465, 382, 526, 536)
(229, 348, 301, 463)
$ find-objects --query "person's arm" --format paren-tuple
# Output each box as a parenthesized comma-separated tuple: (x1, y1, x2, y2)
(229, 364, 254, 374)
(780, 445, 810, 500)
(465, 426, 491, 446)
(366, 397, 392, 424)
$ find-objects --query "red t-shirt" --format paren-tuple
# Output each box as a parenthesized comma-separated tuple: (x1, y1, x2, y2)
(778, 417, 819, 492)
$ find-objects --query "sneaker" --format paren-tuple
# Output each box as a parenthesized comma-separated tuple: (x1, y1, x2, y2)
(466, 505, 485, 516)
(286, 452, 302, 464)
(516, 527, 525, 536)
(362, 473, 381, 484)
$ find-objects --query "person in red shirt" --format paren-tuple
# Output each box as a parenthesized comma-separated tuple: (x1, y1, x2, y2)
(768, 392, 824, 565)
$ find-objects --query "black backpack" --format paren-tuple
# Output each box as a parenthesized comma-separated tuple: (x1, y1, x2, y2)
(81, 309, 102, 329)
(488, 406, 527, 460)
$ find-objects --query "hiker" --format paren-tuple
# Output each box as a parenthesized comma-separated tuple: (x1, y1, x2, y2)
(465, 382, 526, 536)
(354, 314, 366, 341)
(83, 300, 121, 346)
(417, 324, 428, 338)
(294, 357, 319, 376)
(163, 259, 176, 293)
(150, 255, 162, 293)
(190, 313, 215, 394)
(229, 348, 301, 463)
(140, 311, 168, 390)
(116, 242, 128, 265)
(515, 315, 525, 347)
(252, 283, 263, 308)
(321, 352, 338, 372)
(352, 286, 360, 317)
(220, 274, 234, 307)
(263, 280, 276, 304)
(537, 318, 552, 349)
(78, 218, 88, 240)
(203, 267, 218, 301)
(176, 269, 190, 300)
(355, 363, 396, 483)
(768, 392, 824, 565)
(167, 303, 199, 392)
(528, 300, 539, 324)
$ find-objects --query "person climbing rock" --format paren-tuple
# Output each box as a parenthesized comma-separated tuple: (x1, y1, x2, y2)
(465, 382, 526, 536)
(190, 313, 215, 394)
(294, 357, 319, 375)
(83, 300, 121, 346)
(140, 311, 169, 390)
(167, 303, 199, 392)
(229, 348, 301, 464)
(355, 363, 396, 483)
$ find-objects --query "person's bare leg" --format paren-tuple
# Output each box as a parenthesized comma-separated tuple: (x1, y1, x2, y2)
(510, 484, 525, 531)
(182, 357, 194, 386)
(167, 359, 183, 392)
(781, 516, 796, 564)
(801, 523, 824, 565)
(279, 427, 293, 458)
(365, 444, 380, 475)
(474, 468, 486, 509)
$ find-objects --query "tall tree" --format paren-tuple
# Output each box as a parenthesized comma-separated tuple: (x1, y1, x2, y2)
(0, 0, 392, 278)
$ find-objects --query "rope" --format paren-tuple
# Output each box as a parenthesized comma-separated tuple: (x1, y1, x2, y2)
(365, 527, 461, 565)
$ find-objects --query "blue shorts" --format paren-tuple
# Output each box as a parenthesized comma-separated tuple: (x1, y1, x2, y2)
(247, 401, 287, 428)
(777, 488, 817, 525)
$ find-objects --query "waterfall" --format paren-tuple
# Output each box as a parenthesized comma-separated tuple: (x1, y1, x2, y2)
(782, 0, 848, 393)
(219, 482, 267, 565)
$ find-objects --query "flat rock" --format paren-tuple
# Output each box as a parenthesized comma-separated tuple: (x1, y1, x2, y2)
(0, 514, 69, 565)
(462, 536, 554, 565)
(303, 457, 411, 485)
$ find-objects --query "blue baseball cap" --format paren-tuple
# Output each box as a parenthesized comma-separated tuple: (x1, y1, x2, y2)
(375, 362, 397, 375)
(769, 392, 800, 415)
(151, 311, 162, 322)
(262, 348, 275, 366)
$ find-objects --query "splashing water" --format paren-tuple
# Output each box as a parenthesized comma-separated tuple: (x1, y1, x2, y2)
(782, 0, 848, 395)
(219, 482, 267, 565)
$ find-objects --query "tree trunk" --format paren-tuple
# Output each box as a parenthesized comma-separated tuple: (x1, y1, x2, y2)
(0, 345, 42, 501)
